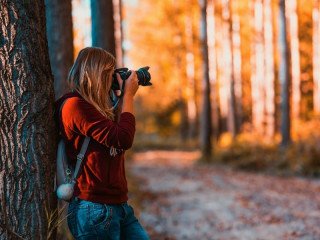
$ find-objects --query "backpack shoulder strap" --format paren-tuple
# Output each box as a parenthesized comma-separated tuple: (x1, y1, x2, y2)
(73, 136, 90, 180)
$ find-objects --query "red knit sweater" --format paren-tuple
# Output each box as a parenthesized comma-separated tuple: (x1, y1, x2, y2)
(55, 91, 135, 204)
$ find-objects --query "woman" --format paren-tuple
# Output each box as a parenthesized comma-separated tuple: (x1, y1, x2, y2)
(55, 47, 149, 239)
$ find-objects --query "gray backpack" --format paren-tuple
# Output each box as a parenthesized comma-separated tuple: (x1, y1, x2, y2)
(54, 98, 90, 202)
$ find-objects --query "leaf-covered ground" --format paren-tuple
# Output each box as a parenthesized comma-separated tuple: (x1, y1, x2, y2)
(128, 150, 320, 240)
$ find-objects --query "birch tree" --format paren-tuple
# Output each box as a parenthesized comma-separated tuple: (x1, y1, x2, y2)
(251, 0, 276, 138)
(264, 0, 276, 138)
(215, 2, 229, 130)
(251, 0, 265, 135)
(231, 10, 242, 134)
(287, 0, 301, 119)
(207, 0, 222, 140)
(0, 1, 57, 239)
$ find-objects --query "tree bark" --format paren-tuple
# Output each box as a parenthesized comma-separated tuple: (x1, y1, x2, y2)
(199, 0, 212, 160)
(0, 1, 57, 239)
(207, 0, 221, 140)
(251, 0, 265, 135)
(215, 4, 228, 132)
(231, 12, 242, 135)
(45, 0, 74, 100)
(264, 0, 276, 138)
(225, 0, 240, 138)
(279, 0, 291, 146)
(287, 0, 301, 119)
(91, 0, 116, 57)
(313, 0, 320, 113)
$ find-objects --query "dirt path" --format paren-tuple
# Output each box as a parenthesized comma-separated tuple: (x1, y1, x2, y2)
(128, 150, 320, 240)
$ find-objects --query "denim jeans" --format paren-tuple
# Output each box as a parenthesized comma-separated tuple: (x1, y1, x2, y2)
(67, 197, 150, 240)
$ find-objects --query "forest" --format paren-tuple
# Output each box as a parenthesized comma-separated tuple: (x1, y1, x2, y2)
(125, 0, 320, 176)
(0, 0, 320, 239)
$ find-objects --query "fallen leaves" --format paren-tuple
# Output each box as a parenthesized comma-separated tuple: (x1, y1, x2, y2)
(128, 150, 320, 240)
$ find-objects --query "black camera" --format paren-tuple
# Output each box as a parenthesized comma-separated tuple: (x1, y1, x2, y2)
(111, 66, 152, 91)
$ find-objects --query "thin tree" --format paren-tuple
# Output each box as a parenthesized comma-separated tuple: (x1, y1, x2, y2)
(279, 0, 291, 146)
(287, 0, 301, 120)
(199, 0, 212, 160)
(225, 0, 240, 138)
(231, 8, 243, 135)
(184, 0, 199, 140)
(0, 1, 57, 239)
(313, 0, 320, 113)
(45, 0, 74, 99)
(91, 0, 116, 56)
(114, 0, 124, 67)
(264, 0, 276, 138)
(251, 0, 265, 135)
(207, 0, 221, 140)
(215, 1, 228, 131)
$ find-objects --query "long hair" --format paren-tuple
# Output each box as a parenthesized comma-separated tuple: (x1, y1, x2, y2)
(68, 47, 116, 120)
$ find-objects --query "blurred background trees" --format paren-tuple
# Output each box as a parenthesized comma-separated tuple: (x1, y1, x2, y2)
(123, 0, 320, 174)
(69, 0, 320, 173)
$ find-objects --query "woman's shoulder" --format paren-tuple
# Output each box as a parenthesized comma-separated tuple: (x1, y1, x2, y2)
(63, 94, 92, 114)
(56, 91, 81, 111)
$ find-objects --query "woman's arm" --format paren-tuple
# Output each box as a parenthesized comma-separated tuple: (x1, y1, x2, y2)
(116, 70, 139, 115)
(62, 71, 139, 150)
(62, 97, 135, 150)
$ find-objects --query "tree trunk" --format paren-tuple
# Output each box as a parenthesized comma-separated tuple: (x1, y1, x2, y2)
(199, 0, 212, 160)
(264, 0, 276, 138)
(225, 0, 240, 138)
(251, 0, 265, 135)
(279, 0, 291, 146)
(215, 5, 228, 132)
(185, 1, 198, 139)
(45, 0, 74, 100)
(45, 2, 74, 236)
(222, 0, 237, 138)
(91, 0, 116, 56)
(114, 0, 124, 67)
(0, 1, 57, 239)
(207, 0, 221, 140)
(313, 0, 320, 113)
(231, 12, 242, 135)
(287, 0, 301, 119)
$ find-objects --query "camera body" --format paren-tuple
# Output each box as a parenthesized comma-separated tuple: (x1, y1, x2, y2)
(111, 66, 152, 91)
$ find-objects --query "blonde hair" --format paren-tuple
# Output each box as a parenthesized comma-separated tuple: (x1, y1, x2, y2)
(68, 47, 116, 120)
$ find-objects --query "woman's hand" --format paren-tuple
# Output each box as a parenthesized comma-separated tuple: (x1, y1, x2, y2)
(115, 73, 124, 97)
(123, 71, 139, 97)
(121, 70, 138, 114)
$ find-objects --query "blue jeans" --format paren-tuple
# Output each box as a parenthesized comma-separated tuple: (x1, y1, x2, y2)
(67, 197, 150, 240)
